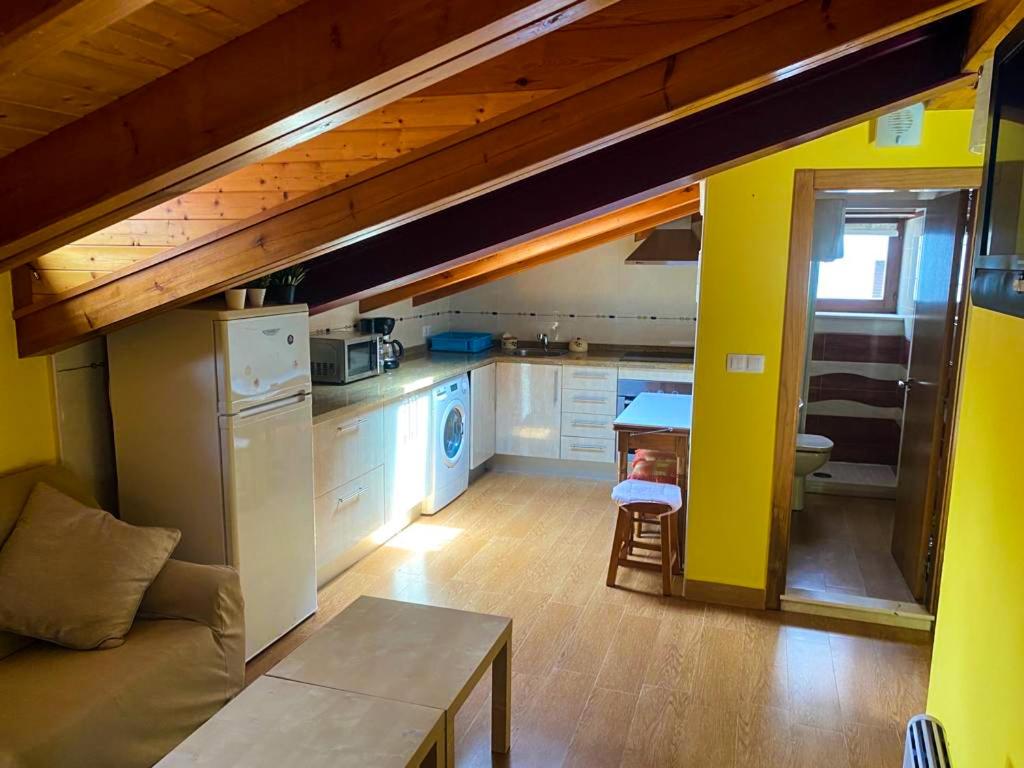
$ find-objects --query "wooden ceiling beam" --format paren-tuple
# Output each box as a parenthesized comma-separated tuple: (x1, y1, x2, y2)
(14, 0, 977, 355)
(410, 196, 700, 306)
(295, 19, 972, 313)
(965, 0, 1024, 69)
(0, 0, 615, 271)
(0, 0, 153, 79)
(359, 185, 699, 312)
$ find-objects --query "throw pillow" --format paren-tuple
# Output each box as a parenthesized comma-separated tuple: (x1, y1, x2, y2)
(0, 483, 180, 650)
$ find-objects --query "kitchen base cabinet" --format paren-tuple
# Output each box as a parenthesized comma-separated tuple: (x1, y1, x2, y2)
(313, 406, 383, 497)
(560, 436, 616, 463)
(314, 465, 385, 587)
(495, 362, 561, 459)
(469, 363, 496, 469)
(561, 366, 617, 464)
(383, 391, 432, 529)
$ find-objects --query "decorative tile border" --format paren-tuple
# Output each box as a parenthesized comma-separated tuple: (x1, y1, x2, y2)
(311, 309, 450, 336)
(451, 310, 697, 322)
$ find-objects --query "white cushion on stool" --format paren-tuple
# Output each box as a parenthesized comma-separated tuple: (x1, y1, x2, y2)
(611, 479, 682, 513)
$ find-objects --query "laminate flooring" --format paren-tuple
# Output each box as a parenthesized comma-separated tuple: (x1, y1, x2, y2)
(788, 493, 917, 603)
(248, 471, 930, 767)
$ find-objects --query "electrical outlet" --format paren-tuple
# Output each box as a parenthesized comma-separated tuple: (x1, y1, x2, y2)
(422, 324, 432, 339)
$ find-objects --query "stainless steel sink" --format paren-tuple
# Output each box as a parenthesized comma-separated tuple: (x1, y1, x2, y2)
(504, 348, 569, 358)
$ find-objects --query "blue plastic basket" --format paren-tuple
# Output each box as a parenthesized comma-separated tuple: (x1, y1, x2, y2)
(428, 332, 494, 353)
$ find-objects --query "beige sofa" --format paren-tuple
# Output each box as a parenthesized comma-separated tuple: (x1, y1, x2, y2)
(0, 465, 245, 768)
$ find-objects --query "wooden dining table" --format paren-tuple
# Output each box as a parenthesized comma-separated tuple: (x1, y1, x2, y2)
(612, 392, 693, 567)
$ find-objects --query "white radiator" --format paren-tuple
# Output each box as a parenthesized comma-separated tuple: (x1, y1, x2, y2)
(904, 715, 951, 768)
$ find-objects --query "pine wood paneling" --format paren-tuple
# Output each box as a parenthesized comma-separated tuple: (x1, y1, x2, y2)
(0, 0, 311, 158)
(0, 0, 611, 268)
(33, 92, 550, 296)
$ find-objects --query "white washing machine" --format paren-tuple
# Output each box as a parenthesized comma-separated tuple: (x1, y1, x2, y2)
(423, 373, 470, 515)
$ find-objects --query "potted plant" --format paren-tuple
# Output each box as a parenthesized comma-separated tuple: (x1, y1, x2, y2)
(224, 287, 246, 310)
(269, 265, 307, 304)
(247, 275, 271, 308)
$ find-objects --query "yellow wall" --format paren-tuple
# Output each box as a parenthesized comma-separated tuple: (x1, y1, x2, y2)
(927, 307, 1024, 768)
(688, 111, 981, 589)
(0, 272, 57, 473)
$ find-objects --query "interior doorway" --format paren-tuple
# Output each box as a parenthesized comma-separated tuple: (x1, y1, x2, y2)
(765, 168, 981, 626)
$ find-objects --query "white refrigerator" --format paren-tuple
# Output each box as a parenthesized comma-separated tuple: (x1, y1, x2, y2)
(108, 304, 317, 660)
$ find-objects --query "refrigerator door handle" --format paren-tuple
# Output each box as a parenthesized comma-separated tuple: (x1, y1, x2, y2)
(236, 391, 307, 419)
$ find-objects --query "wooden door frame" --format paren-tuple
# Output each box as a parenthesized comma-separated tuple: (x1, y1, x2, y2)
(764, 166, 982, 610)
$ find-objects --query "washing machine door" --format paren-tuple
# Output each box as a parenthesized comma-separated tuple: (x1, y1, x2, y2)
(440, 400, 467, 467)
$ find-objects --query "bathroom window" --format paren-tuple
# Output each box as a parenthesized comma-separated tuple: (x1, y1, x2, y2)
(816, 219, 903, 313)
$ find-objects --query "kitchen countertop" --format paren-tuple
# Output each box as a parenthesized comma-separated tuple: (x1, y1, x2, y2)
(613, 392, 693, 432)
(311, 347, 694, 424)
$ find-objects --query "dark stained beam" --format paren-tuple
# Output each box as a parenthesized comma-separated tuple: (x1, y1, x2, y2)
(410, 195, 700, 305)
(14, 4, 976, 355)
(0, 0, 614, 270)
(358, 185, 700, 311)
(297, 17, 974, 314)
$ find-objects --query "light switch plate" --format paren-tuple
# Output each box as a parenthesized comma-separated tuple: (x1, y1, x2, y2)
(727, 353, 765, 374)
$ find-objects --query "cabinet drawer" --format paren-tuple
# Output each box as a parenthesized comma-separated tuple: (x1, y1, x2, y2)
(561, 412, 615, 440)
(561, 388, 617, 415)
(313, 406, 383, 496)
(314, 465, 385, 587)
(562, 365, 617, 392)
(560, 436, 615, 463)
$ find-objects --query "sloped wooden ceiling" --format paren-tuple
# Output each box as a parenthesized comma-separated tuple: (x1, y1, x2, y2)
(0, 0, 610, 267)
(4, 0, 1020, 355)
(24, 0, 763, 303)
(0, 0, 311, 157)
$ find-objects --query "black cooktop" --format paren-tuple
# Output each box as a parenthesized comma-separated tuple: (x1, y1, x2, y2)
(619, 349, 694, 363)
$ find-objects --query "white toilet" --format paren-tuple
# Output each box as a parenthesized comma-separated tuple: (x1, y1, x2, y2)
(793, 433, 834, 510)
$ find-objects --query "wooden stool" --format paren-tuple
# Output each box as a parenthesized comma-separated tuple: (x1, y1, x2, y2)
(607, 480, 682, 596)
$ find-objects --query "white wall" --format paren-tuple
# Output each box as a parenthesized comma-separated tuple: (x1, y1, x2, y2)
(309, 297, 452, 350)
(448, 237, 698, 346)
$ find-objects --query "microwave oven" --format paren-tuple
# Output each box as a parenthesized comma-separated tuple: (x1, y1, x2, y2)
(310, 333, 381, 384)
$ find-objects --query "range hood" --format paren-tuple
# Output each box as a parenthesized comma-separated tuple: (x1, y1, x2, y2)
(625, 215, 701, 265)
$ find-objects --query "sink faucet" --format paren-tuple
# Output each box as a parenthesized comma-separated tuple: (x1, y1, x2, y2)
(537, 332, 549, 352)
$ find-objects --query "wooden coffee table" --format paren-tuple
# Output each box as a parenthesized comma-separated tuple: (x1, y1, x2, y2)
(156, 675, 444, 767)
(268, 596, 513, 767)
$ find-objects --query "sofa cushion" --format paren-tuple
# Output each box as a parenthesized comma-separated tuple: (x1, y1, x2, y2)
(0, 618, 233, 768)
(0, 483, 180, 650)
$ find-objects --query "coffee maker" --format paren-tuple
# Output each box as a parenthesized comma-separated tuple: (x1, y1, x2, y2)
(358, 317, 404, 370)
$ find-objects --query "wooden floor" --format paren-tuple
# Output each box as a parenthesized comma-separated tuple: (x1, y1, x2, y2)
(248, 472, 930, 767)
(787, 493, 916, 603)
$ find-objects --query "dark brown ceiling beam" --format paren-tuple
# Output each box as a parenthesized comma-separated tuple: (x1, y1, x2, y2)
(410, 196, 701, 306)
(0, 0, 614, 271)
(359, 184, 700, 311)
(298, 19, 973, 313)
(0, 0, 153, 79)
(14, 1, 977, 355)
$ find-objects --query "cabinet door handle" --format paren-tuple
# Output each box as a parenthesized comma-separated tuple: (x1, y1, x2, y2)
(570, 444, 605, 452)
(573, 372, 608, 379)
(573, 396, 607, 404)
(553, 370, 559, 405)
(572, 419, 607, 428)
(336, 487, 366, 507)
(337, 418, 366, 434)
